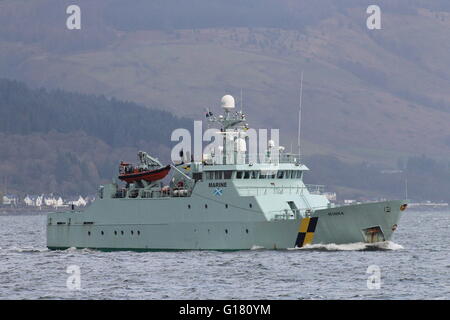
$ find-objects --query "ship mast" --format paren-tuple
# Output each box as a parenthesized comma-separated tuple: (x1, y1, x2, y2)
(205, 95, 247, 164)
(298, 71, 304, 158)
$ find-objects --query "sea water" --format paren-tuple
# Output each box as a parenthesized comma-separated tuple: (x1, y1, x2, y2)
(0, 210, 448, 299)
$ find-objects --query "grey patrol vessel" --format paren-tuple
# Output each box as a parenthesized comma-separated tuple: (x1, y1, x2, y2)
(47, 95, 408, 251)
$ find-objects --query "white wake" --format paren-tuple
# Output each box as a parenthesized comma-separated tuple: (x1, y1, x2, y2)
(287, 241, 404, 251)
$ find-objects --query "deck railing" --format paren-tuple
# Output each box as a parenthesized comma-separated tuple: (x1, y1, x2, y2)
(236, 184, 324, 196)
(305, 184, 325, 194)
(268, 208, 316, 220)
(204, 153, 302, 165)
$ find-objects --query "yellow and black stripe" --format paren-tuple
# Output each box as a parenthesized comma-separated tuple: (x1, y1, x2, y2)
(295, 217, 319, 248)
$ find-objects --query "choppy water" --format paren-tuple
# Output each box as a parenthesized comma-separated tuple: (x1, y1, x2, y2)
(0, 210, 449, 299)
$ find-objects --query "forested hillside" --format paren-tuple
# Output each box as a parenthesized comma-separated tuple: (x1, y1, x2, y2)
(0, 79, 191, 195)
(2, 0, 450, 164)
(0, 78, 449, 201)
(303, 154, 450, 203)
(1, 0, 450, 201)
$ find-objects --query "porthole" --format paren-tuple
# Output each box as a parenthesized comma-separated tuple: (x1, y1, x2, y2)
(101, 231, 104, 235)
(225, 229, 228, 234)
(131, 230, 134, 235)
(121, 230, 124, 235)
(88, 231, 91, 236)
(205, 204, 208, 209)
(246, 229, 249, 234)
(114, 231, 117, 235)
(249, 203, 253, 208)
(137, 231, 140, 235)
(225, 204, 228, 209)
(188, 204, 191, 209)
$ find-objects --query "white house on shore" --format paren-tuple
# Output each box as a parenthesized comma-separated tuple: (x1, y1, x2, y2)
(24, 195, 44, 207)
(24, 195, 36, 206)
(2, 194, 18, 206)
(11, 194, 90, 208)
(24, 194, 67, 208)
(44, 195, 65, 208)
(67, 196, 87, 207)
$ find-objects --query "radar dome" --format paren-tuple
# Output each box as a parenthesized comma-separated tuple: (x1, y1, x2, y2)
(221, 95, 235, 110)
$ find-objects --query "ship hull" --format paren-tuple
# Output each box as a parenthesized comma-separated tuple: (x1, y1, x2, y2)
(47, 200, 406, 251)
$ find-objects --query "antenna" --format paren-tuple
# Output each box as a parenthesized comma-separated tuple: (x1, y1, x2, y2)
(298, 71, 304, 157)
(405, 176, 408, 200)
(240, 88, 243, 113)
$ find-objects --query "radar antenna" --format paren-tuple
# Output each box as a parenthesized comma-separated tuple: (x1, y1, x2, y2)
(240, 88, 243, 113)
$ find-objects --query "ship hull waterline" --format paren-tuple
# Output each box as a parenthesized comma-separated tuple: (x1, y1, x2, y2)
(47, 200, 406, 251)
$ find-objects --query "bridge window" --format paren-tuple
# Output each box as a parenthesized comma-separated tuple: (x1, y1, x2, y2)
(215, 171, 223, 179)
(277, 170, 284, 179)
(251, 171, 258, 179)
(244, 171, 250, 179)
(206, 172, 214, 180)
(291, 171, 302, 179)
(261, 171, 275, 179)
(236, 171, 243, 179)
(224, 171, 232, 179)
(193, 172, 202, 181)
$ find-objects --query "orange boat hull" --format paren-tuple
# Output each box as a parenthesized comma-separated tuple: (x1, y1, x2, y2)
(118, 165, 171, 183)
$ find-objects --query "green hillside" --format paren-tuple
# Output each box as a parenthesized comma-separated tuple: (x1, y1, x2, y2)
(1, 0, 450, 165)
(0, 79, 190, 195)
(0, 78, 449, 201)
